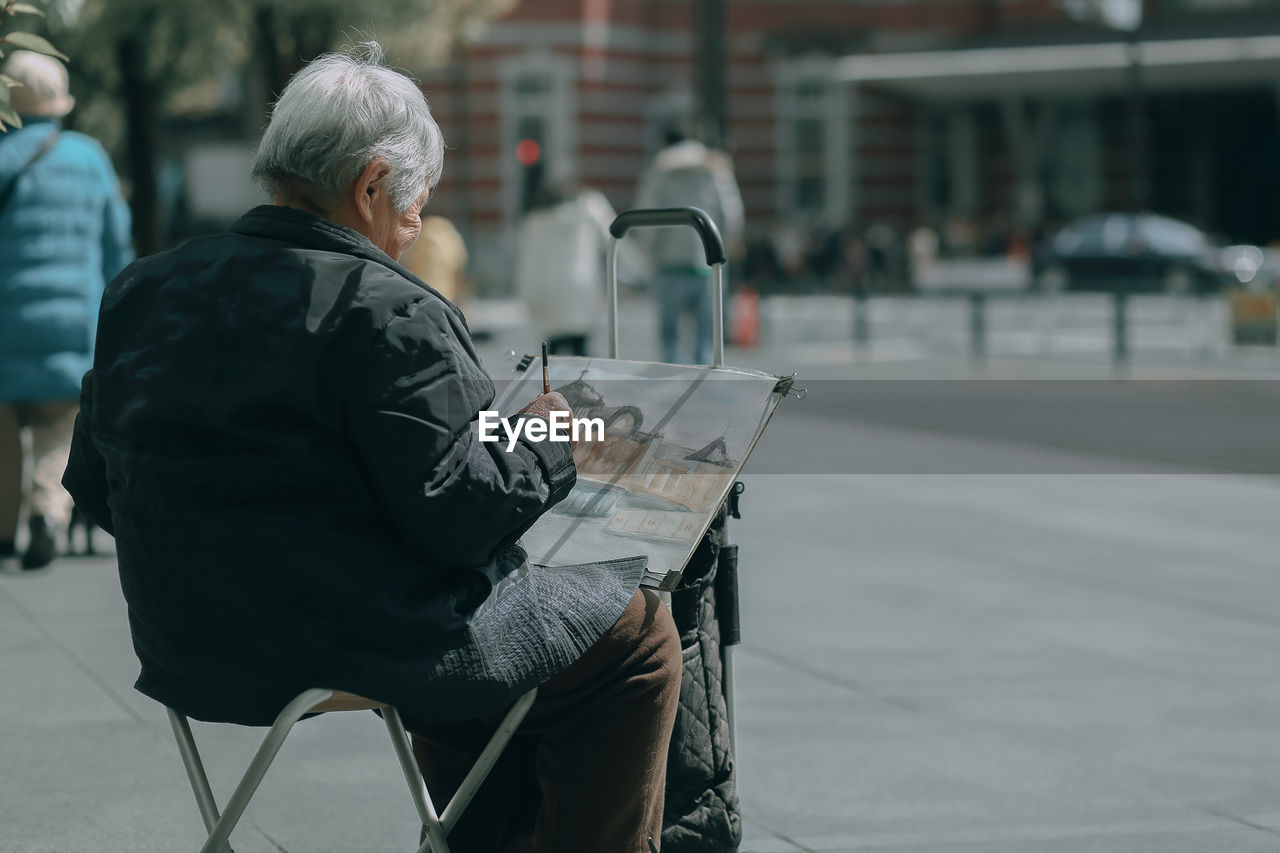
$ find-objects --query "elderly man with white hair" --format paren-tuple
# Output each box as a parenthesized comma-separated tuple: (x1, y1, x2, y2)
(63, 43, 680, 852)
(0, 50, 133, 569)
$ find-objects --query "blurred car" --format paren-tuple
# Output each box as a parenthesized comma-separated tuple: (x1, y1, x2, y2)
(1039, 213, 1229, 293)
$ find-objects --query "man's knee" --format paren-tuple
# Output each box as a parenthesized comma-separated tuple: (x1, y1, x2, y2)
(636, 589, 682, 697)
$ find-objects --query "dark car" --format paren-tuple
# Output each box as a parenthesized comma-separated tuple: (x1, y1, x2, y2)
(1039, 213, 1228, 293)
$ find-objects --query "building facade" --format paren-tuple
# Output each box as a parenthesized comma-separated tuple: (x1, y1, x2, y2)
(417, 0, 1280, 293)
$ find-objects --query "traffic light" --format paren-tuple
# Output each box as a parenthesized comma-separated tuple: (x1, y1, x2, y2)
(516, 137, 541, 167)
(517, 134, 545, 214)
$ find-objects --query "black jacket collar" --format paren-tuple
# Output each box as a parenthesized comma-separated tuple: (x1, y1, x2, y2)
(230, 205, 465, 324)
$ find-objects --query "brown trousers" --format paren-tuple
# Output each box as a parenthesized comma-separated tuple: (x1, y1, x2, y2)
(0, 401, 78, 544)
(409, 588, 681, 853)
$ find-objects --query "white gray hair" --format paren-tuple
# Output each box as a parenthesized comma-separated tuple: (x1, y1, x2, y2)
(251, 42, 444, 213)
(2, 50, 75, 118)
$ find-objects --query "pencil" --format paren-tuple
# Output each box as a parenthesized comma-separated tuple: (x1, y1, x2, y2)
(541, 341, 550, 394)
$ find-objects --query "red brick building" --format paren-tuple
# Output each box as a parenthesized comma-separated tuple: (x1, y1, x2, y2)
(416, 0, 1280, 292)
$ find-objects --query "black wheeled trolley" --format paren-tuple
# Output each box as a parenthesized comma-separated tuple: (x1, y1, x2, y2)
(606, 206, 739, 742)
(606, 208, 745, 852)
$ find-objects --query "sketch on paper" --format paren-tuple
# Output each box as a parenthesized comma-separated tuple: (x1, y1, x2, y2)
(494, 357, 783, 589)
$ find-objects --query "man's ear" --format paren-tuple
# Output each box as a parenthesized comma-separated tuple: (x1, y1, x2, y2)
(352, 158, 392, 224)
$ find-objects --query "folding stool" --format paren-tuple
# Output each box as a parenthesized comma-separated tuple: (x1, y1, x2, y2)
(165, 687, 539, 853)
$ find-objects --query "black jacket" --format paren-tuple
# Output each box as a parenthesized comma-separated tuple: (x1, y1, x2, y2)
(64, 205, 644, 725)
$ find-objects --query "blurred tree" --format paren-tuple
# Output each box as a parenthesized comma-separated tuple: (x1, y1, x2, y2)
(249, 0, 516, 102)
(46, 0, 242, 252)
(46, 0, 515, 253)
(0, 0, 67, 131)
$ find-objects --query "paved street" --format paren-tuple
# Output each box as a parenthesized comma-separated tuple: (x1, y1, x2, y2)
(3, 295, 1280, 851)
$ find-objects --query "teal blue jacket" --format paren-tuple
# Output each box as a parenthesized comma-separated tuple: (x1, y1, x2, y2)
(0, 118, 133, 403)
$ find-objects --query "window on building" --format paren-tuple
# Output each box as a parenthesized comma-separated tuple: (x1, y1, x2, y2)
(924, 107, 978, 222)
(925, 112, 953, 216)
(1049, 103, 1101, 219)
(777, 62, 849, 226)
(792, 82, 828, 214)
(516, 73, 551, 98)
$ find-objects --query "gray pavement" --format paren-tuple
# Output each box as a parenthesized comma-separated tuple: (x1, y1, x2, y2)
(4, 295, 1280, 851)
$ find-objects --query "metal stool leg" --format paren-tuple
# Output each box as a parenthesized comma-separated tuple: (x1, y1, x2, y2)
(166, 710, 230, 852)
(412, 688, 539, 853)
(165, 687, 537, 853)
(382, 706, 450, 853)
(437, 688, 538, 835)
(168, 689, 334, 853)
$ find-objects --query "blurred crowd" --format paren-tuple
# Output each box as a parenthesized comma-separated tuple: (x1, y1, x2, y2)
(736, 215, 1053, 296)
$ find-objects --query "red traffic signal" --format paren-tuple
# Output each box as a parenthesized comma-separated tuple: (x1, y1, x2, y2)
(515, 138, 541, 167)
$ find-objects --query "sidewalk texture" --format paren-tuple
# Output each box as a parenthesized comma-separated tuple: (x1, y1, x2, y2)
(6, 462, 1280, 851)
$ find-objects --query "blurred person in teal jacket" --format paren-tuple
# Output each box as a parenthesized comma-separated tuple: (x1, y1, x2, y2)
(0, 50, 133, 569)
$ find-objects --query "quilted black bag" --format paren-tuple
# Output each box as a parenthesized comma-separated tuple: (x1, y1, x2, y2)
(661, 494, 743, 853)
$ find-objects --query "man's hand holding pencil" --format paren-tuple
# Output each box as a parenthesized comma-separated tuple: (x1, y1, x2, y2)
(517, 341, 578, 448)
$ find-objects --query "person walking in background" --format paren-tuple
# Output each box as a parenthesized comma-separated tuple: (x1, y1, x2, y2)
(398, 213, 467, 305)
(0, 51, 133, 570)
(634, 125, 743, 365)
(516, 165, 623, 356)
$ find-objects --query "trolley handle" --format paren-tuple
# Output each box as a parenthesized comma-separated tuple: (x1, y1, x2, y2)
(609, 207, 727, 267)
(606, 206, 727, 366)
